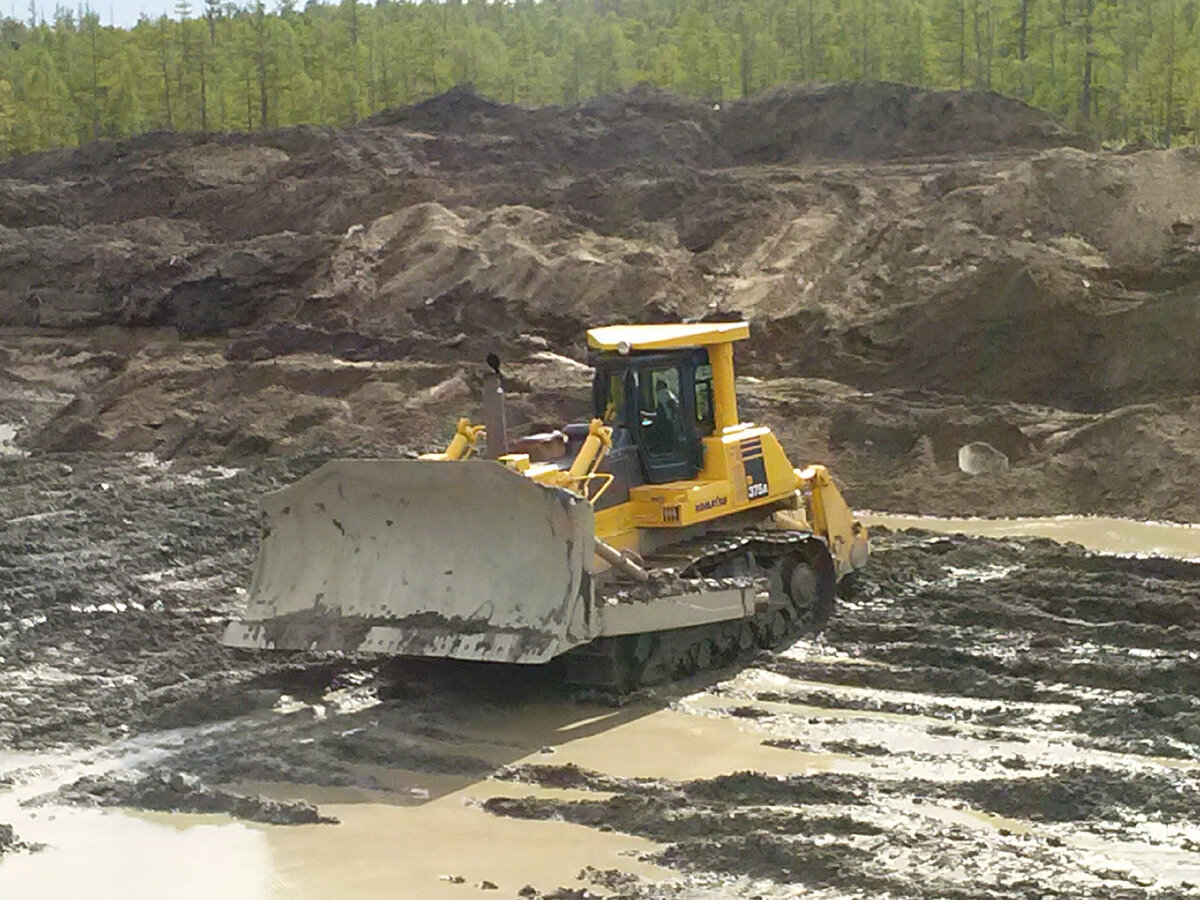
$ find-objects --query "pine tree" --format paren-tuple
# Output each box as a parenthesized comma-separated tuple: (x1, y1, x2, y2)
(253, 0, 269, 127)
(81, 6, 101, 139)
(156, 14, 173, 128)
(2, 0, 1200, 155)
(0, 76, 14, 154)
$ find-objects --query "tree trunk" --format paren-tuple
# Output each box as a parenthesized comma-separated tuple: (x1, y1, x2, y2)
(806, 0, 816, 79)
(737, 9, 752, 97)
(88, 16, 100, 139)
(255, 3, 268, 129)
(1164, 0, 1176, 144)
(1019, 0, 1030, 97)
(198, 34, 207, 131)
(1079, 0, 1094, 123)
(1019, 0, 1029, 62)
(957, 0, 966, 89)
(861, 1, 869, 79)
(244, 66, 252, 131)
(916, 13, 923, 85)
(159, 18, 173, 129)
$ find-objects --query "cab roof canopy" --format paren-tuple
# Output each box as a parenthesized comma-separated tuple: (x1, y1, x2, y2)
(587, 322, 749, 353)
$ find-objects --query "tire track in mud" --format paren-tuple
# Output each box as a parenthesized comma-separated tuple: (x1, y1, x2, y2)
(485, 532, 1200, 898)
(0, 454, 330, 748)
(816, 533, 1200, 758)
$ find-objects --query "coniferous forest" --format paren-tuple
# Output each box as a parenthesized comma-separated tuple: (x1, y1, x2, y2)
(1, 0, 1199, 159)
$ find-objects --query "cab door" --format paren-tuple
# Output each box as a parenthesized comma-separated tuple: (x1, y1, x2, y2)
(630, 352, 706, 484)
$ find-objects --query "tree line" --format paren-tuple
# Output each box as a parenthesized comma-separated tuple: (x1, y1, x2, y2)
(1, 0, 1198, 160)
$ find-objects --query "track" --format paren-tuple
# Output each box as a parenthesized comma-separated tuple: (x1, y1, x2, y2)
(563, 530, 838, 691)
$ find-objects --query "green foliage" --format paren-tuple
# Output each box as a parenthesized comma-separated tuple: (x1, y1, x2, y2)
(1, 0, 1199, 159)
(0, 77, 13, 153)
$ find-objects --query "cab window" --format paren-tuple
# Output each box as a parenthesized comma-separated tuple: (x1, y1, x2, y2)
(638, 366, 683, 456)
(601, 372, 625, 424)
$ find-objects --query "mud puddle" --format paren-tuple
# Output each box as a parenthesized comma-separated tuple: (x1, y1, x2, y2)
(449, 700, 851, 781)
(862, 512, 1200, 560)
(0, 784, 668, 900)
(0, 710, 691, 900)
(0, 808, 270, 900)
(11, 664, 1200, 899)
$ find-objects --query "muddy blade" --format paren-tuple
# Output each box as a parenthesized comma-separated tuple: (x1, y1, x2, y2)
(222, 460, 595, 663)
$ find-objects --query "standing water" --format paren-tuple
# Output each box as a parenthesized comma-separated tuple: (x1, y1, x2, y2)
(861, 513, 1200, 560)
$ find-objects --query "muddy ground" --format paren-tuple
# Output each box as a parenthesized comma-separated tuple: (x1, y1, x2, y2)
(3, 83, 1200, 896)
(2, 453, 1200, 897)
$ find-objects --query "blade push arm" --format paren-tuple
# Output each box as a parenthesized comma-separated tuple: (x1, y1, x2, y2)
(798, 465, 869, 579)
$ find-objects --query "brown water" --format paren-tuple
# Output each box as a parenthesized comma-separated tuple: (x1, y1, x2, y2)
(0, 713, 676, 900)
(254, 780, 668, 900)
(6, 683, 1197, 898)
(862, 513, 1200, 560)
(0, 704, 826, 900)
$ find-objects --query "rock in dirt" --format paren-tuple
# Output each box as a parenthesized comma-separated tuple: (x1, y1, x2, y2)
(53, 771, 338, 825)
(958, 441, 1010, 475)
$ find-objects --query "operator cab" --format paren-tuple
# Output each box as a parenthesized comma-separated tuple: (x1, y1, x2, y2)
(591, 348, 714, 484)
(503, 323, 749, 511)
(572, 321, 748, 506)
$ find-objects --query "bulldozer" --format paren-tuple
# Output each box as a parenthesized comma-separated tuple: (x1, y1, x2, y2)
(223, 322, 869, 689)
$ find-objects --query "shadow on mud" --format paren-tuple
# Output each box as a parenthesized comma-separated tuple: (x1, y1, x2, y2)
(145, 651, 682, 808)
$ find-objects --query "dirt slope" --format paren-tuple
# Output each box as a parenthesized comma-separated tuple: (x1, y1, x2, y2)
(1, 81, 1198, 520)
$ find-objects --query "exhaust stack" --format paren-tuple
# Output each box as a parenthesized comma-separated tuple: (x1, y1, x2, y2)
(483, 355, 508, 459)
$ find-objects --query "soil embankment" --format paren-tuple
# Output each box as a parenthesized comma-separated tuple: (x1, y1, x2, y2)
(1, 82, 1199, 518)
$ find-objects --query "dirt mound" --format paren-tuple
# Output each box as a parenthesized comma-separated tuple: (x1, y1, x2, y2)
(6, 331, 1200, 521)
(0, 82, 1092, 347)
(370, 81, 1084, 169)
(377, 83, 515, 131)
(2, 83, 1199, 522)
(744, 382, 1200, 521)
(10, 139, 1192, 411)
(370, 82, 728, 173)
(53, 770, 337, 825)
(719, 81, 1087, 162)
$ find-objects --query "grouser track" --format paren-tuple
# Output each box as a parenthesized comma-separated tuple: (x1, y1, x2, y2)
(562, 530, 837, 692)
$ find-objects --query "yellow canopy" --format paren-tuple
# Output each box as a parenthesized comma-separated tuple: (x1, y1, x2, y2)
(587, 322, 749, 352)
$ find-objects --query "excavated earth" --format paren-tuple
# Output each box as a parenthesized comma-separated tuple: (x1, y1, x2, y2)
(2, 82, 1200, 897)
(2, 83, 1199, 519)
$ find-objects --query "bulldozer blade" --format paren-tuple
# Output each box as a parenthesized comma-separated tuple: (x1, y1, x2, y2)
(222, 460, 596, 664)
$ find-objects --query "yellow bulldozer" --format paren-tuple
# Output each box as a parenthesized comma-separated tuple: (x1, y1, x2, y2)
(223, 322, 868, 689)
